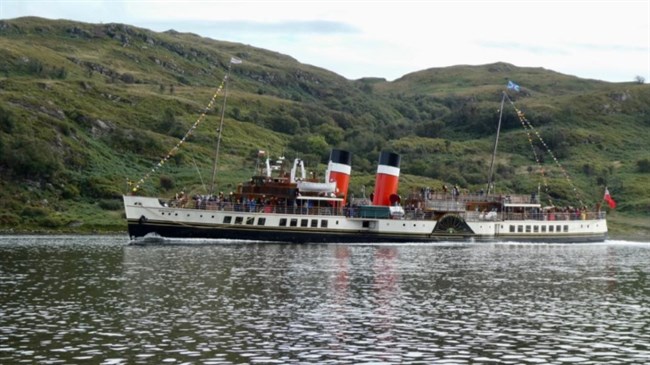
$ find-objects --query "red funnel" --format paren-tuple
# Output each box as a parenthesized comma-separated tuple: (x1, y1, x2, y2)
(372, 151, 400, 206)
(325, 149, 352, 204)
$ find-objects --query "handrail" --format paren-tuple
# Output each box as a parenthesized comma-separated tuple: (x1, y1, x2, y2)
(161, 199, 606, 222)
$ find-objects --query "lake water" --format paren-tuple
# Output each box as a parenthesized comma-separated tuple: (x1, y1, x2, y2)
(1, 235, 649, 364)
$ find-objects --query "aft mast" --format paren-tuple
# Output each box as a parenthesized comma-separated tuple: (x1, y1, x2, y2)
(486, 90, 507, 195)
(209, 57, 242, 196)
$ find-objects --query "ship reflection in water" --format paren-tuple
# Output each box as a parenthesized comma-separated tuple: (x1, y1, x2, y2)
(1, 235, 649, 364)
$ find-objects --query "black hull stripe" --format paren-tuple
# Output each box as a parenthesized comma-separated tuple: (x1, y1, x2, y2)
(127, 221, 607, 244)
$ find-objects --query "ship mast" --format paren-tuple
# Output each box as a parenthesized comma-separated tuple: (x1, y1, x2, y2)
(209, 57, 240, 195)
(486, 91, 506, 195)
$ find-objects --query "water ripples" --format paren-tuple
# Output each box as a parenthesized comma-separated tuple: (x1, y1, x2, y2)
(1, 236, 649, 363)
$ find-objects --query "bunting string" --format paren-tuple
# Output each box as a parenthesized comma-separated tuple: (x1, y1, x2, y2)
(504, 93, 586, 208)
(130, 75, 228, 193)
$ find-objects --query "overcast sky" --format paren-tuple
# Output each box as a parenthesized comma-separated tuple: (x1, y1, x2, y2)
(2, 0, 649, 82)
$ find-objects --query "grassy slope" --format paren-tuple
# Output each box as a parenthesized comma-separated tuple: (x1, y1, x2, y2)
(0, 17, 648, 239)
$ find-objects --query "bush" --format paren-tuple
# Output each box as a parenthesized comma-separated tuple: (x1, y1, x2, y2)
(0, 212, 20, 226)
(40, 216, 64, 228)
(415, 120, 445, 138)
(3, 136, 62, 178)
(24, 59, 44, 76)
(55, 67, 67, 79)
(21, 206, 49, 218)
(158, 108, 186, 138)
(159, 175, 175, 190)
(120, 73, 135, 83)
(81, 176, 122, 199)
(61, 184, 80, 199)
(0, 106, 15, 133)
(98, 199, 123, 211)
(106, 129, 161, 156)
(637, 158, 650, 173)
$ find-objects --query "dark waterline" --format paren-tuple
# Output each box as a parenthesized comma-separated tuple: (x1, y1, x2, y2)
(1, 235, 649, 364)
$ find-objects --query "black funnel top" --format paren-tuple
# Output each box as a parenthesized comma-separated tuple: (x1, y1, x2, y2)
(378, 151, 400, 168)
(330, 149, 352, 166)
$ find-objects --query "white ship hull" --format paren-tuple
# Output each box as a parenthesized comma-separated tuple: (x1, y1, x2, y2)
(124, 195, 608, 244)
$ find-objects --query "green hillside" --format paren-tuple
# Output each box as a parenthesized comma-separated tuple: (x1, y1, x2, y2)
(0, 17, 648, 238)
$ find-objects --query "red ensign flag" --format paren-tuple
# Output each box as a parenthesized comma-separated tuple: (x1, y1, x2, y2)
(604, 188, 617, 209)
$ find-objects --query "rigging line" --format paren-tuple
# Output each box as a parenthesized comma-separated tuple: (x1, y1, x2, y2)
(131, 74, 228, 193)
(500, 92, 552, 202)
(191, 155, 207, 194)
(504, 94, 586, 208)
(509, 99, 571, 206)
(516, 109, 553, 205)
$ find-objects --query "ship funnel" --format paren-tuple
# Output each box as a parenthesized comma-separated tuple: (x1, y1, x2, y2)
(372, 151, 401, 206)
(325, 149, 352, 204)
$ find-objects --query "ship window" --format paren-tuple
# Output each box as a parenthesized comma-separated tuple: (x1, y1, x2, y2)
(246, 217, 254, 225)
(564, 225, 569, 232)
(257, 217, 266, 226)
(541, 225, 546, 232)
(518, 225, 523, 233)
(549, 225, 554, 232)
(224, 216, 232, 224)
(534, 225, 539, 233)
(321, 220, 328, 228)
(556, 225, 561, 232)
(311, 219, 318, 228)
(301, 219, 308, 227)
(279, 218, 287, 227)
(526, 225, 531, 233)
(290, 218, 298, 227)
(235, 216, 243, 224)
(363, 221, 370, 228)
(510, 225, 515, 232)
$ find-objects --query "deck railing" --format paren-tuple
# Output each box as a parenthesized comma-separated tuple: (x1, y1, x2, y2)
(168, 198, 606, 221)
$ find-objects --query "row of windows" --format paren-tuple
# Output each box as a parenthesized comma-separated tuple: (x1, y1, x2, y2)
(279, 218, 330, 228)
(509, 224, 569, 233)
(223, 216, 267, 226)
(161, 211, 337, 228)
(223, 216, 334, 228)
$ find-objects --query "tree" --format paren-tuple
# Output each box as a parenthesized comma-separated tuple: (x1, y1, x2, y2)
(634, 75, 645, 84)
(289, 134, 329, 158)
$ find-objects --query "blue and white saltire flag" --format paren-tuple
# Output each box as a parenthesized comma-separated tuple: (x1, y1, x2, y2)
(507, 80, 520, 92)
(230, 57, 243, 64)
